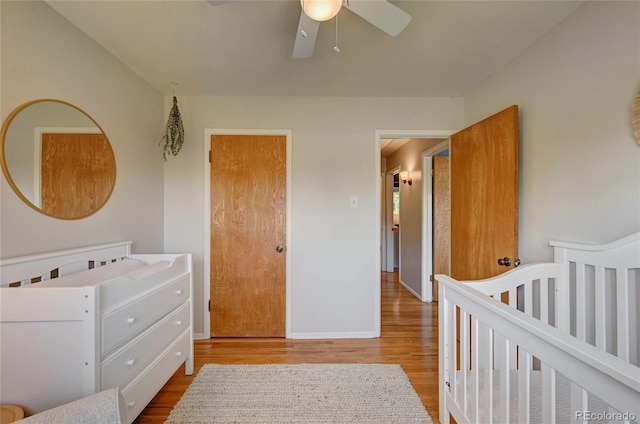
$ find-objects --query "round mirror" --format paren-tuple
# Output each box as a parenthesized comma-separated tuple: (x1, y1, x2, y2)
(0, 99, 116, 219)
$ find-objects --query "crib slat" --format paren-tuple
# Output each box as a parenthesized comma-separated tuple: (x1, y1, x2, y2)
(471, 317, 480, 423)
(450, 305, 459, 406)
(555, 261, 571, 333)
(575, 263, 586, 341)
(540, 277, 550, 325)
(541, 362, 556, 424)
(509, 288, 518, 370)
(485, 325, 494, 424)
(508, 288, 517, 308)
(518, 350, 532, 423)
(508, 287, 519, 371)
(594, 266, 606, 351)
(440, 287, 454, 424)
(524, 281, 533, 316)
(461, 310, 470, 416)
(498, 335, 510, 424)
(570, 382, 588, 424)
(616, 268, 630, 361)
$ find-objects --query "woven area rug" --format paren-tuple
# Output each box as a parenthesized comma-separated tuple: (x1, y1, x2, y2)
(165, 363, 433, 423)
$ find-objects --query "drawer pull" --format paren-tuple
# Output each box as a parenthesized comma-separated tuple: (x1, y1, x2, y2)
(126, 359, 136, 367)
(176, 320, 182, 326)
(126, 317, 136, 326)
(175, 289, 183, 295)
(127, 401, 135, 408)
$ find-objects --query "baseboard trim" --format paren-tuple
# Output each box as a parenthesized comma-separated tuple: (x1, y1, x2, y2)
(291, 331, 377, 339)
(194, 332, 377, 340)
(399, 279, 422, 300)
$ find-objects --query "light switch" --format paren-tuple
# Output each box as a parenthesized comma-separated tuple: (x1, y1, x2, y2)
(349, 195, 358, 209)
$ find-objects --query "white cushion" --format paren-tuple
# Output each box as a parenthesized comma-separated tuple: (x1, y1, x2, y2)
(16, 388, 125, 424)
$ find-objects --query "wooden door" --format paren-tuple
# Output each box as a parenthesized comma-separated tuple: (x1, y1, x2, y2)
(210, 134, 286, 337)
(450, 105, 519, 280)
(432, 155, 450, 300)
(41, 133, 115, 219)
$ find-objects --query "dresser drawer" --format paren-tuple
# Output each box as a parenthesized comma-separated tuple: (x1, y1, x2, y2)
(121, 331, 191, 423)
(101, 275, 189, 355)
(101, 301, 190, 389)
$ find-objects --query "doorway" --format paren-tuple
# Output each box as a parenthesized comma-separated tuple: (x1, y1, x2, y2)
(422, 143, 450, 302)
(383, 166, 401, 274)
(203, 129, 293, 339)
(375, 107, 519, 333)
(375, 131, 454, 334)
(391, 172, 400, 272)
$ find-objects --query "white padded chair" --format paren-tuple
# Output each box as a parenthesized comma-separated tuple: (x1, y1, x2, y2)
(16, 388, 126, 424)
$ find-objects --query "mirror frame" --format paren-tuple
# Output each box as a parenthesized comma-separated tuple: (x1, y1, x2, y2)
(0, 99, 116, 220)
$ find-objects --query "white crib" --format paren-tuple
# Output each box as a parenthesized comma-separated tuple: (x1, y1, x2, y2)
(0, 241, 193, 423)
(437, 233, 640, 424)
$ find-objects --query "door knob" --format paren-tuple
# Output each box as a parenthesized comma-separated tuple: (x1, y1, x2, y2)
(497, 257, 511, 267)
(276, 245, 285, 253)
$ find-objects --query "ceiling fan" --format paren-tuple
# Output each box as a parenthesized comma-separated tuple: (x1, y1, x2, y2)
(207, 0, 412, 59)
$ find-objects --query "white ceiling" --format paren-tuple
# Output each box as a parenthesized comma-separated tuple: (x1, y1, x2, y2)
(45, 0, 583, 97)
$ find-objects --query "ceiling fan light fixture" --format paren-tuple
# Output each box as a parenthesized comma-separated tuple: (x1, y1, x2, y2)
(301, 0, 342, 22)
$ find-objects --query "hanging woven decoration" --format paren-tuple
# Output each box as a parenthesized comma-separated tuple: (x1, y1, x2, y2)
(160, 83, 185, 160)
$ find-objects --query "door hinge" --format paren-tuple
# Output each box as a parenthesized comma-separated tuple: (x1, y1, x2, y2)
(209, 151, 211, 163)
(429, 274, 435, 282)
(430, 169, 435, 177)
(208, 299, 211, 311)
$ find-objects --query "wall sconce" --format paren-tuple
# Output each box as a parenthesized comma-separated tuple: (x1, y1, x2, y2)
(399, 171, 412, 186)
(301, 0, 342, 21)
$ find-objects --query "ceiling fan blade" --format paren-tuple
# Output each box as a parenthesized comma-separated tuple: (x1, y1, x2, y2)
(292, 12, 320, 59)
(343, 0, 411, 37)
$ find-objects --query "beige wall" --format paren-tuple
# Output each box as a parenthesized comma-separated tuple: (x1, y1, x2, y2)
(163, 97, 464, 336)
(465, 1, 640, 262)
(0, 1, 165, 257)
(0, 0, 466, 339)
(4, 0, 637, 340)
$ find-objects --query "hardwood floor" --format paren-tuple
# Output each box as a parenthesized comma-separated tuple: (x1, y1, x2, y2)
(134, 270, 440, 423)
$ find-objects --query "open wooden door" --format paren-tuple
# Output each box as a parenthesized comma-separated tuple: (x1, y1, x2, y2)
(210, 134, 286, 337)
(432, 155, 450, 300)
(450, 106, 519, 280)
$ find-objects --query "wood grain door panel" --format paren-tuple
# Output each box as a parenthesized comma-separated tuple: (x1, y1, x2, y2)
(41, 133, 115, 218)
(210, 135, 286, 337)
(432, 155, 450, 301)
(450, 106, 519, 280)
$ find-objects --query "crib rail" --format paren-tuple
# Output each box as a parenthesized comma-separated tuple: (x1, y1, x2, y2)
(437, 274, 640, 424)
(552, 233, 640, 364)
(0, 241, 132, 287)
(453, 234, 640, 367)
(464, 262, 564, 322)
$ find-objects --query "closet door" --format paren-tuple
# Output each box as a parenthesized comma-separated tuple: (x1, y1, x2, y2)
(210, 134, 286, 337)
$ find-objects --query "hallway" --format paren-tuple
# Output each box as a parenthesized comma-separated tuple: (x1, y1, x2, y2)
(135, 270, 440, 423)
